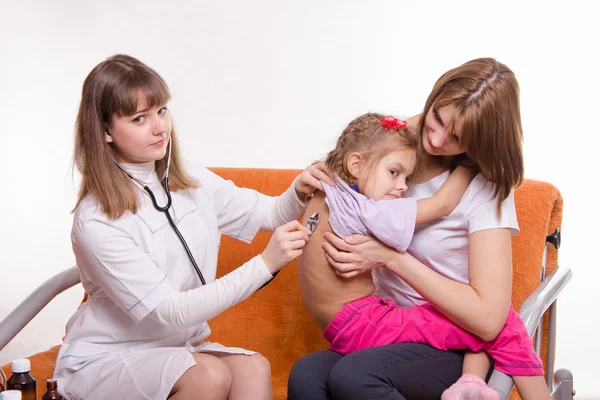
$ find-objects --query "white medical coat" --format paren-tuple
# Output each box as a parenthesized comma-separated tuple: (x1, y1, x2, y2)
(55, 161, 279, 397)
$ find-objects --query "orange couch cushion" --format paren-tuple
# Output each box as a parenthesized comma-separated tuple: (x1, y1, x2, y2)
(1, 169, 562, 400)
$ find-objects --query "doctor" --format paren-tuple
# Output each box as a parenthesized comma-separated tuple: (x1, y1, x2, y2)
(54, 54, 332, 400)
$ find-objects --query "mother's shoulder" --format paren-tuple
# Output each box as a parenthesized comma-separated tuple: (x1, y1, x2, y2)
(462, 173, 512, 209)
(468, 173, 499, 196)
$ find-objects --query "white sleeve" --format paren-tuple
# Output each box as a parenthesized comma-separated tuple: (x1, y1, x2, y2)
(148, 255, 273, 329)
(260, 175, 308, 232)
(467, 178, 519, 236)
(73, 216, 274, 325)
(72, 217, 177, 323)
(195, 167, 275, 243)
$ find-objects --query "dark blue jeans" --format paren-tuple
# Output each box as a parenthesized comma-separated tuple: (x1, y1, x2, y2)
(287, 343, 464, 400)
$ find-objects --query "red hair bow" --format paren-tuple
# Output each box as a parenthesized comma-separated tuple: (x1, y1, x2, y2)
(380, 116, 407, 131)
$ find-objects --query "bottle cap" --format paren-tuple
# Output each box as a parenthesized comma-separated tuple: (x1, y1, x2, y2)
(2, 390, 23, 399)
(11, 359, 30, 373)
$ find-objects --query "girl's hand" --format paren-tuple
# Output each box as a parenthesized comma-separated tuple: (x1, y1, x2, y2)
(261, 220, 311, 274)
(294, 162, 334, 202)
(321, 233, 395, 278)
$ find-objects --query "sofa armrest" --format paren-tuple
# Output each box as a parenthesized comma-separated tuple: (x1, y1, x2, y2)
(518, 263, 571, 337)
(0, 266, 80, 352)
(488, 263, 572, 400)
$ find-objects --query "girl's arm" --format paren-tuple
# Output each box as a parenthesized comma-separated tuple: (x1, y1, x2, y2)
(322, 227, 513, 341)
(415, 165, 476, 224)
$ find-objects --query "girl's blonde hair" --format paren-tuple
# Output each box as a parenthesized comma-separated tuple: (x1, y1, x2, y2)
(325, 113, 420, 185)
(419, 57, 524, 211)
(73, 54, 198, 219)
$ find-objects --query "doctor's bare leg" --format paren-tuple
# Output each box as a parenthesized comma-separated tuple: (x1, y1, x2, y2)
(168, 352, 231, 400)
(213, 353, 273, 400)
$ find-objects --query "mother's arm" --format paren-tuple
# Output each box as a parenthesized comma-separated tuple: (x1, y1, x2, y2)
(322, 228, 513, 341)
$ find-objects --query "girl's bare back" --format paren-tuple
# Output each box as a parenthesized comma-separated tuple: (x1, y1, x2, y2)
(298, 191, 376, 331)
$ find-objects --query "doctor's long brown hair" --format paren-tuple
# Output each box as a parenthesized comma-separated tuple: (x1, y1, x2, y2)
(73, 54, 198, 219)
(419, 57, 524, 214)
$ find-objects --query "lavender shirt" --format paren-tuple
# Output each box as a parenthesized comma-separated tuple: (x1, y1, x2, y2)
(322, 175, 417, 252)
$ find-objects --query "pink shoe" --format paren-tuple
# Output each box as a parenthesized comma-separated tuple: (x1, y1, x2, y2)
(441, 374, 499, 400)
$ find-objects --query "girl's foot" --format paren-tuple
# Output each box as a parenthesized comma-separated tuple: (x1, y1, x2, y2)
(441, 374, 499, 400)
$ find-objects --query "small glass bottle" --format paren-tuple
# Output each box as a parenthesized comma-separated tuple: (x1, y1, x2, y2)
(2, 390, 23, 399)
(41, 379, 62, 400)
(6, 359, 36, 400)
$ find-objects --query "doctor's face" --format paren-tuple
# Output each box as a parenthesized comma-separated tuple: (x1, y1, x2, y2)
(106, 99, 172, 164)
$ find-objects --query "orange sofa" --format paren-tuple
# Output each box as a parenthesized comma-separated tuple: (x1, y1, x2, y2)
(1, 168, 565, 400)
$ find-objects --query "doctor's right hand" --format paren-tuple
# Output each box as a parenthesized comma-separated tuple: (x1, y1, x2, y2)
(261, 220, 311, 274)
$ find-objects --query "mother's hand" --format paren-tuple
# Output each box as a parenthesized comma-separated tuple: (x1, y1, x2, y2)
(322, 232, 396, 278)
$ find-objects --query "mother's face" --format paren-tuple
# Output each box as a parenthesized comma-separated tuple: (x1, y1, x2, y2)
(422, 105, 465, 156)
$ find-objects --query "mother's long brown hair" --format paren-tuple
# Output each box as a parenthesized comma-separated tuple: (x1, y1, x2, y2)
(419, 58, 524, 212)
(73, 54, 197, 219)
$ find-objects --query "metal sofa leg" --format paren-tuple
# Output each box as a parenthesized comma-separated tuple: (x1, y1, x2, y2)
(551, 369, 574, 400)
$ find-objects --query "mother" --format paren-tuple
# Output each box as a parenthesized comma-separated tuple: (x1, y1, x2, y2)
(288, 57, 523, 400)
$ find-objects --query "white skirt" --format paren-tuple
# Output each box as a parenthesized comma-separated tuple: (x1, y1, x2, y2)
(56, 340, 256, 400)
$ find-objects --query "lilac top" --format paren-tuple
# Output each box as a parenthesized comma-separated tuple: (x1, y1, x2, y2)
(322, 175, 418, 252)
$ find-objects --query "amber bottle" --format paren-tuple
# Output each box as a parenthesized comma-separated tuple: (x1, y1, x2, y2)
(6, 359, 36, 400)
(42, 379, 63, 400)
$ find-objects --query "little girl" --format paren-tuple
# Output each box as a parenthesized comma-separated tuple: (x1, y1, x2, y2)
(297, 112, 550, 400)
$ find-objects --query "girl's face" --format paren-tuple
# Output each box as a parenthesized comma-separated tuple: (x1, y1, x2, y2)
(356, 147, 417, 201)
(422, 104, 465, 156)
(106, 98, 172, 163)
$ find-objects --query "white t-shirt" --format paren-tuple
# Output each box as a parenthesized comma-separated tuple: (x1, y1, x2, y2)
(373, 170, 519, 308)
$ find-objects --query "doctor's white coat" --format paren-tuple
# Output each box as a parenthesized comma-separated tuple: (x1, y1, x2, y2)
(55, 162, 285, 400)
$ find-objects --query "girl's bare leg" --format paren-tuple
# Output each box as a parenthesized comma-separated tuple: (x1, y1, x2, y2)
(463, 351, 491, 378)
(442, 352, 498, 400)
(513, 376, 551, 400)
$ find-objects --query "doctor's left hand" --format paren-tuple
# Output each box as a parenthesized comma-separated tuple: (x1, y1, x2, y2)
(294, 161, 334, 202)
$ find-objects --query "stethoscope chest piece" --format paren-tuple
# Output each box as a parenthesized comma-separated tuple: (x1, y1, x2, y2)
(305, 212, 320, 233)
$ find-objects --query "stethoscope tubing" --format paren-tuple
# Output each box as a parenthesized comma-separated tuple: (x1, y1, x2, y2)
(112, 140, 276, 291)
(144, 178, 207, 285)
(111, 138, 207, 286)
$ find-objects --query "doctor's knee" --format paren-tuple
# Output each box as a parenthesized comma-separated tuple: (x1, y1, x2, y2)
(172, 353, 231, 398)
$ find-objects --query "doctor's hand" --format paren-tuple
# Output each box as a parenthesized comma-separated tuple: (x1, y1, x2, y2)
(322, 233, 394, 279)
(294, 162, 334, 202)
(261, 220, 311, 274)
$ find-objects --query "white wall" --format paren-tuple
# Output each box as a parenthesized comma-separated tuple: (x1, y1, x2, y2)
(1, 0, 598, 396)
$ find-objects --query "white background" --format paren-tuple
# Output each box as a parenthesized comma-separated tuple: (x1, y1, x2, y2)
(1, 0, 598, 397)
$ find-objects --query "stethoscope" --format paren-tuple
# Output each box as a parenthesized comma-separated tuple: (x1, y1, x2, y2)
(112, 137, 312, 289)
(113, 139, 207, 285)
